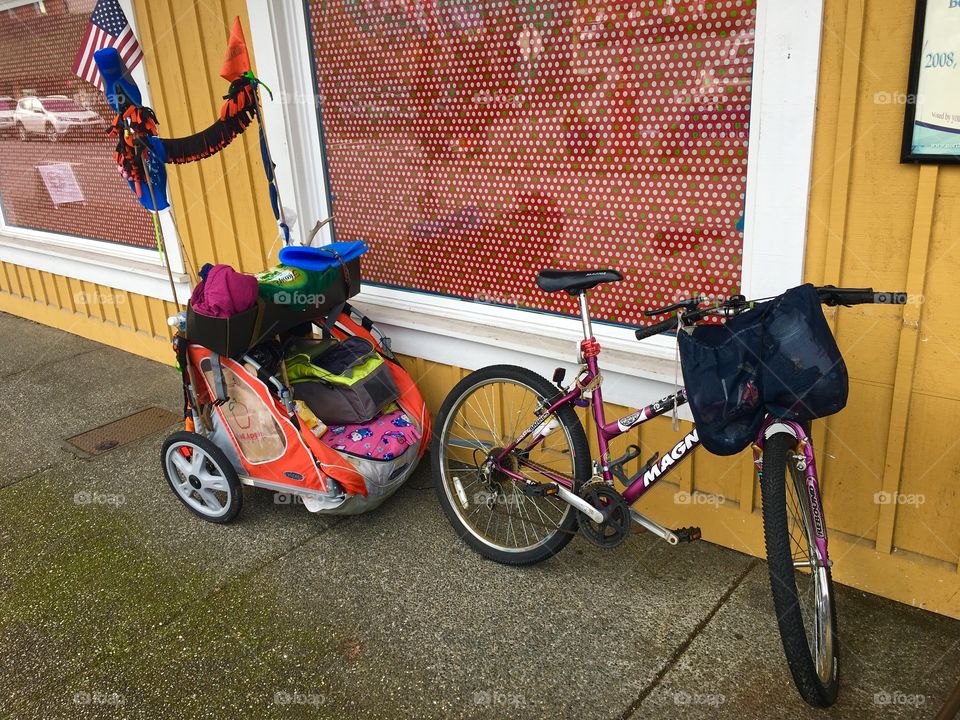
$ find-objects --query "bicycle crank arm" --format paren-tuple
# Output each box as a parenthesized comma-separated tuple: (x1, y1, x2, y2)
(629, 510, 680, 545)
(556, 486, 605, 524)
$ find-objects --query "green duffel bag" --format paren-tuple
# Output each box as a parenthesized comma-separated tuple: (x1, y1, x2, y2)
(286, 336, 400, 425)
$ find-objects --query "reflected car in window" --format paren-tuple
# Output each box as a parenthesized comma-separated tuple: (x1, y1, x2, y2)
(0, 97, 14, 134)
(14, 95, 106, 142)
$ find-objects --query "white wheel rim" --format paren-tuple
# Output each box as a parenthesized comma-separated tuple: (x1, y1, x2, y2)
(165, 441, 233, 519)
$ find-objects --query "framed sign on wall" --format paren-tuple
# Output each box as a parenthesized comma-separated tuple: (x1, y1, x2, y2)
(902, 0, 960, 163)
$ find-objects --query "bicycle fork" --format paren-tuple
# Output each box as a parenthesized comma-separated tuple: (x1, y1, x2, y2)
(754, 421, 831, 568)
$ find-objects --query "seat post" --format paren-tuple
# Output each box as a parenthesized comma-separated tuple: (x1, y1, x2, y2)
(577, 292, 593, 340)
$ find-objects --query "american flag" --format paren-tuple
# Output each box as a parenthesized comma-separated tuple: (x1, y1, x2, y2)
(72, 0, 144, 89)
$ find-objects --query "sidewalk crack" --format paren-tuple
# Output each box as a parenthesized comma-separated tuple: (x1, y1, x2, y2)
(618, 557, 760, 720)
(0, 346, 104, 383)
(0, 460, 67, 490)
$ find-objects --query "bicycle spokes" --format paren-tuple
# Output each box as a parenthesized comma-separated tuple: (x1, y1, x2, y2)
(439, 378, 577, 554)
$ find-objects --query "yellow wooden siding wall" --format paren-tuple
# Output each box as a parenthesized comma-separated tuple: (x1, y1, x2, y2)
(0, 1, 957, 617)
(0, 0, 277, 362)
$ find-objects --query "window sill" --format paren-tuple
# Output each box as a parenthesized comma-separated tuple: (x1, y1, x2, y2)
(352, 284, 693, 416)
(0, 230, 191, 304)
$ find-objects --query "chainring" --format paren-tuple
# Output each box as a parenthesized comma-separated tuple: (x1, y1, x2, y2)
(577, 482, 631, 548)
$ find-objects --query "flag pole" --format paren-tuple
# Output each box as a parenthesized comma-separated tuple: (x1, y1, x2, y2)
(138, 138, 182, 313)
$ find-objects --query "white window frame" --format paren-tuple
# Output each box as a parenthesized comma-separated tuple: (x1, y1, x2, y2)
(0, 0, 190, 304)
(0, 0, 44, 11)
(247, 0, 824, 407)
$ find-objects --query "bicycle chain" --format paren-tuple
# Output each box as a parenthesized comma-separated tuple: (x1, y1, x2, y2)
(464, 477, 621, 538)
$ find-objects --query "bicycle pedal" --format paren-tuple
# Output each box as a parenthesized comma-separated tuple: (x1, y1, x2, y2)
(673, 526, 702, 542)
(522, 483, 559, 497)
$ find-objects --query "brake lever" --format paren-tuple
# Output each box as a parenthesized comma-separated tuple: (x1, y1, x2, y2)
(643, 295, 705, 318)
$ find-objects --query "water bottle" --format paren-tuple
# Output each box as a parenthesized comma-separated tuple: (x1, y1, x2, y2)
(167, 311, 186, 333)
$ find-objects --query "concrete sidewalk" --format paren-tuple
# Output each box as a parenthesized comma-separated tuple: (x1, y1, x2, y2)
(0, 312, 957, 720)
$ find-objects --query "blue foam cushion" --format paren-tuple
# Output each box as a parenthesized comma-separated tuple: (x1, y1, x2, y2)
(279, 241, 368, 271)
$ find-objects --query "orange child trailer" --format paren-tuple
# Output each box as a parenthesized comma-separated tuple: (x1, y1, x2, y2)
(161, 291, 431, 522)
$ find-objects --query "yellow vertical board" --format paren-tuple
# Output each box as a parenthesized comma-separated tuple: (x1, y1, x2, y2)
(141, 1, 222, 268)
(413, 359, 462, 419)
(691, 446, 741, 506)
(79, 281, 101, 322)
(136, 1, 204, 270)
(803, 0, 846, 285)
(114, 290, 136, 330)
(873, 166, 937, 552)
(39, 272, 60, 308)
(53, 275, 75, 314)
(15, 266, 35, 301)
(65, 278, 85, 316)
(0, 264, 18, 295)
(25, 269, 48, 305)
(894, 393, 960, 564)
(818, 382, 894, 540)
(181, 1, 245, 271)
(911, 167, 960, 399)
(128, 292, 156, 338)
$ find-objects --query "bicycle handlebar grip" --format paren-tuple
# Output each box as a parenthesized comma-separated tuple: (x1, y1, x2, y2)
(635, 316, 677, 341)
(835, 290, 875, 305)
(818, 286, 872, 306)
(817, 286, 909, 306)
(874, 291, 909, 305)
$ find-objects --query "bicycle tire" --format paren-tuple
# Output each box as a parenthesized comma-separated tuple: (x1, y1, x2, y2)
(760, 431, 840, 707)
(432, 364, 591, 565)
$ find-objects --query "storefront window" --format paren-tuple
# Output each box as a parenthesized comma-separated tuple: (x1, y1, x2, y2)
(0, 1, 155, 249)
(306, 0, 754, 326)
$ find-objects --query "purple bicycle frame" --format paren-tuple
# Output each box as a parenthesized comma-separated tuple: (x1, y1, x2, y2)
(493, 351, 831, 564)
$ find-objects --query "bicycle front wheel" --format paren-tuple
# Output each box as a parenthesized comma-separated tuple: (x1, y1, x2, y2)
(432, 365, 591, 565)
(760, 431, 839, 707)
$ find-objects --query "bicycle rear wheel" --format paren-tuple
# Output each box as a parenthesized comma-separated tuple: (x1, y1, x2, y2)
(760, 431, 839, 707)
(432, 365, 590, 565)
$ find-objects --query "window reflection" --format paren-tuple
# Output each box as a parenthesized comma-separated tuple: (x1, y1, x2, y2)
(0, 1, 154, 248)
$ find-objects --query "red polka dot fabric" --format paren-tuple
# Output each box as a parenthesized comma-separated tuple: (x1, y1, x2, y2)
(0, 6, 154, 249)
(307, 1, 754, 326)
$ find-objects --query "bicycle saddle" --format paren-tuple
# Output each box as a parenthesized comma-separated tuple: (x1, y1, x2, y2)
(535, 269, 623, 295)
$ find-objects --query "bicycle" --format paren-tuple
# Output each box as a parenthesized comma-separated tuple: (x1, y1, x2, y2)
(431, 268, 907, 707)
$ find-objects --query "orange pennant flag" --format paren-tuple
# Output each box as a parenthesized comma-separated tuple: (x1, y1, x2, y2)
(220, 16, 251, 82)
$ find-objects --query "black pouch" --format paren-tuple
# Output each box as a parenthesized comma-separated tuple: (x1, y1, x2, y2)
(678, 304, 767, 456)
(288, 337, 400, 424)
(679, 284, 849, 456)
(760, 284, 848, 421)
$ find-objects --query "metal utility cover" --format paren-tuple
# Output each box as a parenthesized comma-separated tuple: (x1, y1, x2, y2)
(66, 407, 180, 456)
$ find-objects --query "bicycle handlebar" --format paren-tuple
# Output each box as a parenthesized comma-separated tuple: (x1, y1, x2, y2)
(635, 285, 909, 342)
